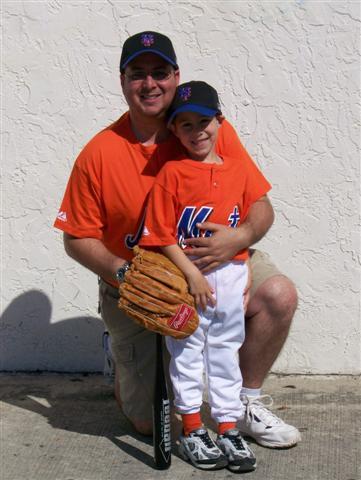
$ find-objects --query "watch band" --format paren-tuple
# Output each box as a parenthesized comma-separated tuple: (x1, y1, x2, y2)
(116, 262, 131, 283)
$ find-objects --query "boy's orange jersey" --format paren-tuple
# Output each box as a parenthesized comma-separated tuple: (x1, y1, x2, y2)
(140, 155, 271, 261)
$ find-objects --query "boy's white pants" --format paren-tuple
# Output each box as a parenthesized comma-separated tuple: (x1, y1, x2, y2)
(166, 261, 248, 424)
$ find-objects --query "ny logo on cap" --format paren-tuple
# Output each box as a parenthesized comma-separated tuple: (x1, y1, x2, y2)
(179, 86, 191, 101)
(141, 33, 154, 47)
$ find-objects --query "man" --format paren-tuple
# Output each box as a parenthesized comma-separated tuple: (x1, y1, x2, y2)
(54, 31, 300, 448)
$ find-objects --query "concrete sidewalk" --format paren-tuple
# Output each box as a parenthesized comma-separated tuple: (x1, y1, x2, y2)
(1, 374, 360, 480)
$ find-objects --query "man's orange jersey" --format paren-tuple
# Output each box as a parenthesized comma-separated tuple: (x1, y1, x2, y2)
(54, 113, 270, 284)
(140, 155, 271, 261)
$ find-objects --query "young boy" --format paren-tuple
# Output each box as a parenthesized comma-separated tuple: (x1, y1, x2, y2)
(139, 81, 271, 472)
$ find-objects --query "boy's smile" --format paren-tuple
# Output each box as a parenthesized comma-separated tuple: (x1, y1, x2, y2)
(171, 111, 221, 163)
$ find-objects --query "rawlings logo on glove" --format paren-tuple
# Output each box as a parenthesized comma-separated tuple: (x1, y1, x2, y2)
(118, 246, 199, 339)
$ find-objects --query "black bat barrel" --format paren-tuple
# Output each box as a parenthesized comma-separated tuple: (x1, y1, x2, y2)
(153, 333, 171, 469)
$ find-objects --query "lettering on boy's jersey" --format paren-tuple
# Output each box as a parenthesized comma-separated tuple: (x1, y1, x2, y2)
(228, 206, 240, 228)
(125, 211, 146, 249)
(177, 206, 214, 244)
(177, 205, 241, 247)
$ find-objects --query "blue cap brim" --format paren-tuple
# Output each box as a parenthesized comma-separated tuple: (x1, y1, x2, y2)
(121, 49, 178, 69)
(167, 104, 219, 126)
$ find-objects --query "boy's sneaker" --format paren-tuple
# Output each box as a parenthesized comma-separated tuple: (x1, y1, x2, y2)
(102, 331, 115, 384)
(216, 429, 257, 473)
(178, 428, 228, 470)
(238, 394, 301, 448)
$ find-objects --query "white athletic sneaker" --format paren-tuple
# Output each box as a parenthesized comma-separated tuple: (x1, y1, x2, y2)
(178, 428, 228, 470)
(238, 394, 301, 448)
(216, 429, 257, 473)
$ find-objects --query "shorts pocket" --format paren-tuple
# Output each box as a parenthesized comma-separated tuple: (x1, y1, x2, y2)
(112, 342, 134, 365)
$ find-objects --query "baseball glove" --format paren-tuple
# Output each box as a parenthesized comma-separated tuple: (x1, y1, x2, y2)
(118, 246, 199, 339)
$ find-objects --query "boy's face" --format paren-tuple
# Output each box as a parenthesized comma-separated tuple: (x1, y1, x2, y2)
(171, 111, 220, 161)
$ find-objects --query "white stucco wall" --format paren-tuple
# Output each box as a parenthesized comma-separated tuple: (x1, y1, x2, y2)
(2, 1, 360, 373)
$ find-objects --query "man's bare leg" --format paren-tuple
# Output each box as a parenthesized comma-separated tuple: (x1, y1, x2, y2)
(240, 275, 298, 387)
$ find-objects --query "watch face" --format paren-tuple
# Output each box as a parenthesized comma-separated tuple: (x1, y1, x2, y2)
(116, 263, 130, 283)
(116, 269, 125, 282)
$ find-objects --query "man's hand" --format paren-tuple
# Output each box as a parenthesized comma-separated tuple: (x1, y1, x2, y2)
(183, 195, 274, 273)
(184, 223, 243, 273)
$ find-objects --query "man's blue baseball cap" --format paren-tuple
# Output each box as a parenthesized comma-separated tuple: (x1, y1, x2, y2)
(167, 81, 222, 125)
(120, 31, 178, 70)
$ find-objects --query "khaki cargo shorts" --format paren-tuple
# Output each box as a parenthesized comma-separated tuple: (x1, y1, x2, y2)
(99, 279, 160, 423)
(248, 248, 283, 298)
(99, 248, 282, 423)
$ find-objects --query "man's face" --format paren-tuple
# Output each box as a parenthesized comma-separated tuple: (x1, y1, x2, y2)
(121, 53, 179, 119)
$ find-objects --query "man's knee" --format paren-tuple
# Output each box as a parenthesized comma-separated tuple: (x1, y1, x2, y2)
(131, 419, 153, 436)
(254, 275, 298, 320)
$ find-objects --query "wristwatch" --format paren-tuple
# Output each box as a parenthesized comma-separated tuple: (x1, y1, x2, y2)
(115, 262, 131, 283)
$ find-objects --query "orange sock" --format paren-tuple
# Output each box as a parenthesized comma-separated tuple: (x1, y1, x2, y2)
(218, 421, 237, 435)
(182, 412, 202, 436)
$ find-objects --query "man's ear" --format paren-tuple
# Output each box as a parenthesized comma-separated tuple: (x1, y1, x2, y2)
(216, 114, 225, 124)
(174, 69, 180, 86)
(168, 122, 176, 134)
(120, 73, 125, 89)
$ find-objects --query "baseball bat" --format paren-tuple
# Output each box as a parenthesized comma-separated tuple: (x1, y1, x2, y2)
(153, 333, 171, 469)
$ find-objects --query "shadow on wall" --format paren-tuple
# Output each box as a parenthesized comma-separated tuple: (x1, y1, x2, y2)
(0, 290, 104, 372)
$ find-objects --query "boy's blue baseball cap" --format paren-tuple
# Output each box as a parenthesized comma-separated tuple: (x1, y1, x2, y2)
(167, 81, 222, 125)
(120, 31, 178, 70)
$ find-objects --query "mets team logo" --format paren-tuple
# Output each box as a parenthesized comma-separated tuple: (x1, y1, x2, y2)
(179, 86, 192, 101)
(141, 33, 154, 47)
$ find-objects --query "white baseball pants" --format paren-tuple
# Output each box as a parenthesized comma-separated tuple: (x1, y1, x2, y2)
(166, 260, 248, 424)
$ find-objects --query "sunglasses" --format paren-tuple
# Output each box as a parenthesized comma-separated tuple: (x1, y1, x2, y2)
(124, 69, 174, 83)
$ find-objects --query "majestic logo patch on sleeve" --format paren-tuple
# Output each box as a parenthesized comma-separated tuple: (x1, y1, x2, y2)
(56, 211, 67, 222)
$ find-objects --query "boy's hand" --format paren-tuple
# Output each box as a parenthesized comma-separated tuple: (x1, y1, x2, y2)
(186, 268, 216, 311)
